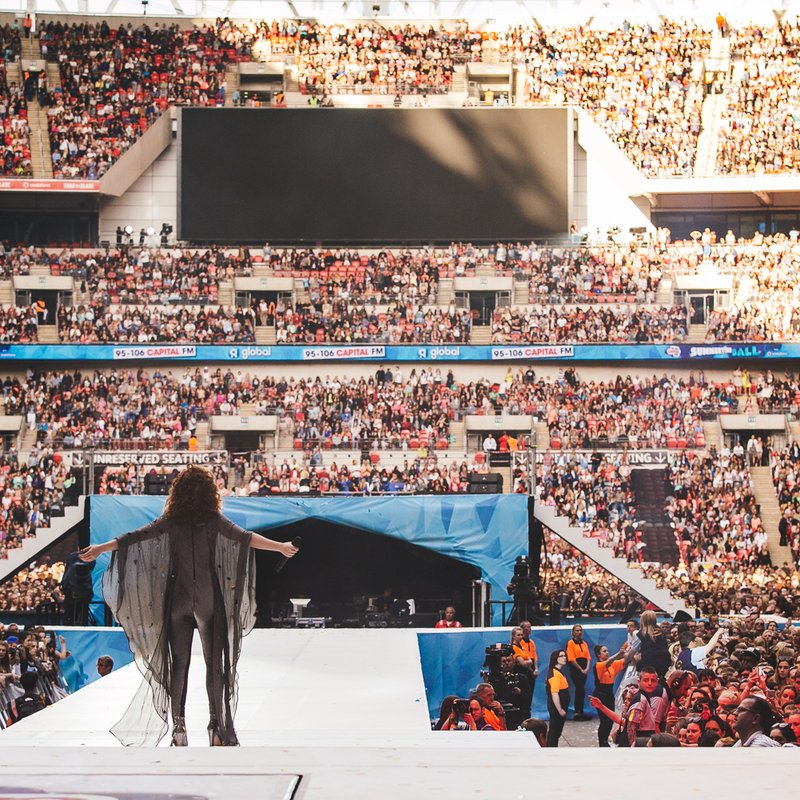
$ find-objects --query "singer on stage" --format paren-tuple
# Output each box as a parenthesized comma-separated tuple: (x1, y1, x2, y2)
(79, 465, 298, 747)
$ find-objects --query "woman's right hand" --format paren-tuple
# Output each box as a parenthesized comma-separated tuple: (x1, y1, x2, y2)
(78, 545, 101, 562)
(559, 709, 567, 718)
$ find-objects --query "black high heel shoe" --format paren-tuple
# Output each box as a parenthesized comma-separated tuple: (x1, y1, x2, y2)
(208, 718, 239, 746)
(171, 717, 188, 747)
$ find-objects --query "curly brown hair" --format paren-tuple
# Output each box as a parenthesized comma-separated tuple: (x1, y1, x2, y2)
(163, 465, 221, 524)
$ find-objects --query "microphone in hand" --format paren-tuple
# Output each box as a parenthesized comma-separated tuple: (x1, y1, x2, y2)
(275, 536, 302, 573)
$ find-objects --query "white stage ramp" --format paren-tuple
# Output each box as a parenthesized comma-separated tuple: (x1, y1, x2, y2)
(1, 629, 797, 800)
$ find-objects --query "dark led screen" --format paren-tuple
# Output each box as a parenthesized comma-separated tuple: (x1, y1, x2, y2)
(179, 107, 570, 242)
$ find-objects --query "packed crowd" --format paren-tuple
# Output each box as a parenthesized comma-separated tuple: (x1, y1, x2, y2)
(771, 442, 800, 566)
(0, 24, 31, 177)
(491, 304, 688, 344)
(271, 247, 441, 308)
(0, 447, 71, 561)
(4, 18, 800, 177)
(494, 368, 732, 449)
(535, 449, 638, 561)
(717, 23, 800, 175)
(275, 368, 454, 451)
(437, 611, 800, 748)
(55, 245, 250, 305)
(508, 21, 710, 177)
(542, 532, 644, 613)
(275, 304, 471, 345)
(296, 23, 466, 94)
(0, 561, 64, 613)
(0, 620, 72, 728)
(57, 304, 257, 344)
(0, 306, 40, 343)
(706, 300, 800, 342)
(665, 450, 769, 566)
(39, 19, 236, 177)
(239, 453, 474, 495)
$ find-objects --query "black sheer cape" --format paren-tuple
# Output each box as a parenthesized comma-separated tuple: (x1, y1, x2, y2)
(102, 515, 256, 746)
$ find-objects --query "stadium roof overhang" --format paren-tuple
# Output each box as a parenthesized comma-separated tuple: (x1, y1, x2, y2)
(0, 0, 789, 27)
(635, 176, 800, 213)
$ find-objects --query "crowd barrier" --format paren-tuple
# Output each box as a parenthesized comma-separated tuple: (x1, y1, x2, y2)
(418, 624, 629, 720)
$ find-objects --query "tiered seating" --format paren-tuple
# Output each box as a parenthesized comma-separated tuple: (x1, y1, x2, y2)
(505, 21, 711, 177)
(0, 25, 31, 177)
(40, 20, 236, 177)
(717, 24, 800, 174)
(665, 451, 768, 565)
(491, 304, 688, 343)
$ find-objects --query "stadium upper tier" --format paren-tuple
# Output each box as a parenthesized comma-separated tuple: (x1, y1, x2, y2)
(1, 17, 800, 178)
(0, 238, 796, 344)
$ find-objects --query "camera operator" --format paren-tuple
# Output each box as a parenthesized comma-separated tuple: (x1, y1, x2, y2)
(439, 696, 477, 731)
(472, 683, 507, 731)
(481, 646, 527, 729)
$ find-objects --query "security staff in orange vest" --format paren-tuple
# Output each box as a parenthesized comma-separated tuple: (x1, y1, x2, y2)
(591, 642, 628, 746)
(546, 649, 570, 746)
(511, 625, 537, 718)
(566, 624, 591, 720)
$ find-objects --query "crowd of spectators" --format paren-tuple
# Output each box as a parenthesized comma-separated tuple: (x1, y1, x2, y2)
(535, 449, 639, 561)
(0, 561, 64, 612)
(275, 369, 454, 451)
(6, 19, 800, 177)
(0, 619, 72, 727)
(0, 306, 39, 343)
(296, 23, 469, 94)
(270, 247, 441, 307)
(505, 21, 710, 177)
(707, 300, 800, 342)
(493, 368, 732, 449)
(55, 245, 250, 305)
(39, 19, 237, 177)
(275, 303, 470, 345)
(542, 532, 644, 613)
(717, 22, 800, 175)
(240, 452, 474, 495)
(0, 447, 70, 561)
(771, 442, 800, 567)
(57, 304, 257, 344)
(0, 25, 32, 177)
(664, 450, 769, 566)
(437, 610, 800, 748)
(647, 561, 800, 618)
(491, 304, 688, 344)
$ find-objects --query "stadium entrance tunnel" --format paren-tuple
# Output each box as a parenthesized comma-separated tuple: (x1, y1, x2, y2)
(254, 518, 480, 628)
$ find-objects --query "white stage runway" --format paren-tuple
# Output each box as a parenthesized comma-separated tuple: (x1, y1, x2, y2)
(0, 629, 797, 799)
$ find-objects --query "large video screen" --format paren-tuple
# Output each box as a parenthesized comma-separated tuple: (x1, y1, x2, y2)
(179, 107, 571, 243)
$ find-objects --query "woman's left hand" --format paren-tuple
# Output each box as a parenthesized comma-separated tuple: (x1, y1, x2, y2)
(278, 541, 299, 558)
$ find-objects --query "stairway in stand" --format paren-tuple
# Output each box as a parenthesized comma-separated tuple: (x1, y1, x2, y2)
(750, 466, 794, 566)
(630, 468, 681, 565)
(470, 324, 492, 345)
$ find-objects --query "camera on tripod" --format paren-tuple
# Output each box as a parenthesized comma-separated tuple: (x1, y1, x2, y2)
(507, 555, 538, 601)
(482, 642, 513, 676)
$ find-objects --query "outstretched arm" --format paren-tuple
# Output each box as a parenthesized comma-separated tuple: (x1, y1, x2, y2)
(588, 695, 622, 725)
(78, 539, 118, 561)
(249, 532, 299, 558)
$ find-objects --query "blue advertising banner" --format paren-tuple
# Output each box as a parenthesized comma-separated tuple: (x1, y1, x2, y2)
(0, 341, 795, 362)
(418, 625, 629, 721)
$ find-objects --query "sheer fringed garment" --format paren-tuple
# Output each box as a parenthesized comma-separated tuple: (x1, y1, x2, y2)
(102, 516, 256, 746)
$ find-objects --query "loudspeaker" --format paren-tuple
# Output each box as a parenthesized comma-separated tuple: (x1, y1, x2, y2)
(468, 483, 500, 494)
(144, 474, 168, 496)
